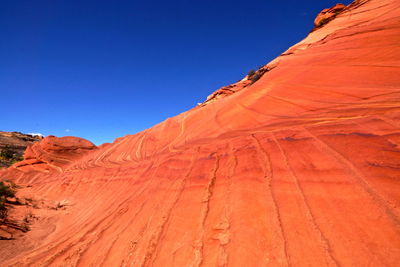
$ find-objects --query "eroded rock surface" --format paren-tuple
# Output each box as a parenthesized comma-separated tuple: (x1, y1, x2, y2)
(314, 3, 346, 28)
(1, 0, 400, 266)
(12, 136, 97, 173)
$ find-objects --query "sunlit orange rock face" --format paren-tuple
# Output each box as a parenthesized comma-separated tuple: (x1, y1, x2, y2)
(12, 136, 97, 173)
(313, 3, 346, 28)
(1, 0, 400, 266)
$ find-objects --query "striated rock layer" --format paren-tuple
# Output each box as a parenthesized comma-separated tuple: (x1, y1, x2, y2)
(1, 0, 400, 265)
(12, 136, 97, 173)
(313, 3, 346, 28)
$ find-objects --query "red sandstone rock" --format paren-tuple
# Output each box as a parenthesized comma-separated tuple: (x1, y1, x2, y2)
(12, 136, 96, 173)
(202, 79, 251, 105)
(314, 3, 346, 28)
(1, 0, 400, 265)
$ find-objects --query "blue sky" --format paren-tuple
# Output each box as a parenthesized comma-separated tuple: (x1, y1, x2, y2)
(1, 0, 352, 145)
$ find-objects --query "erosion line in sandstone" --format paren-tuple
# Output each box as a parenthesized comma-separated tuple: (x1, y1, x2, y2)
(43, 181, 147, 266)
(192, 153, 220, 267)
(76, 164, 156, 266)
(122, 155, 202, 266)
(143, 149, 199, 266)
(303, 127, 400, 226)
(377, 115, 400, 129)
(168, 114, 188, 153)
(34, 161, 158, 266)
(135, 133, 147, 160)
(117, 160, 186, 266)
(271, 133, 340, 267)
(251, 133, 290, 266)
(216, 143, 237, 267)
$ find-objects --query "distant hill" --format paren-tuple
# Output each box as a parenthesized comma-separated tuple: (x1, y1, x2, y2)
(0, 131, 43, 168)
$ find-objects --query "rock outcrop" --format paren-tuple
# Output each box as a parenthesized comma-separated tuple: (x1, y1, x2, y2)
(201, 79, 251, 106)
(201, 59, 277, 106)
(12, 136, 97, 173)
(313, 3, 346, 28)
(1, 0, 400, 266)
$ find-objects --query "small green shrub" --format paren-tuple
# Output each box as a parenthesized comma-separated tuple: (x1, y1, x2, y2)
(247, 69, 256, 77)
(0, 181, 16, 219)
(0, 147, 23, 166)
(0, 147, 14, 160)
(0, 182, 14, 198)
(251, 72, 263, 84)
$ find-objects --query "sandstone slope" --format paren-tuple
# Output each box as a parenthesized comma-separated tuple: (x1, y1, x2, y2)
(1, 0, 400, 266)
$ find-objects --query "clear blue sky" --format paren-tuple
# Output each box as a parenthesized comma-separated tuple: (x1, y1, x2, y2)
(1, 0, 352, 145)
